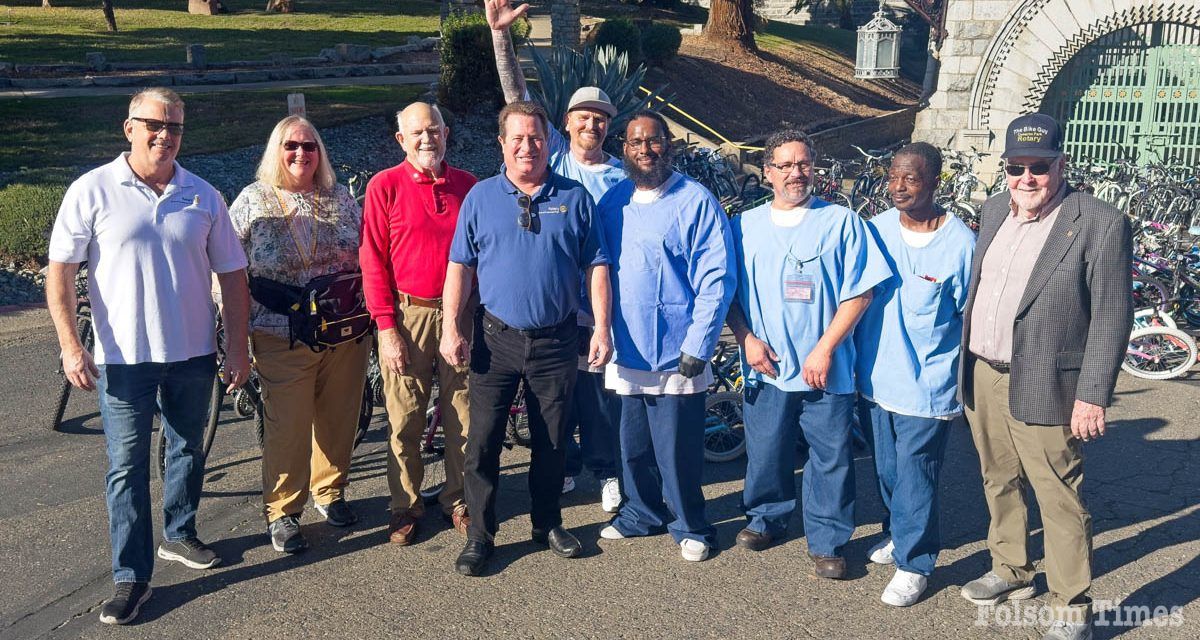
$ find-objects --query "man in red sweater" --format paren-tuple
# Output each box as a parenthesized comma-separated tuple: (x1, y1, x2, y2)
(360, 102, 477, 545)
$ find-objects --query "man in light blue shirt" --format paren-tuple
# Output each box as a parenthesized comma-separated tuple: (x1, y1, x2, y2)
(854, 142, 975, 606)
(486, 0, 625, 508)
(596, 111, 736, 562)
(727, 129, 890, 579)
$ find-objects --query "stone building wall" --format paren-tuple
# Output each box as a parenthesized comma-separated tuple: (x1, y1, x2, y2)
(913, 0, 1200, 160)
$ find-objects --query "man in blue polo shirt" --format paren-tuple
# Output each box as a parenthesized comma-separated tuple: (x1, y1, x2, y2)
(728, 129, 890, 579)
(486, 0, 625, 509)
(441, 100, 612, 576)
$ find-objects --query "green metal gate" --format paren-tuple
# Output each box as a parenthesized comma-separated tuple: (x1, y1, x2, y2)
(1040, 22, 1200, 166)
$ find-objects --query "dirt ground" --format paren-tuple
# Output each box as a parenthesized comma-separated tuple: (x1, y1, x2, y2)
(646, 36, 921, 142)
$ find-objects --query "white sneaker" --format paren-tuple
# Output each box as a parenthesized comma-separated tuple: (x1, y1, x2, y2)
(599, 525, 625, 540)
(562, 476, 576, 494)
(881, 569, 928, 607)
(600, 477, 621, 513)
(868, 537, 895, 565)
(680, 539, 709, 562)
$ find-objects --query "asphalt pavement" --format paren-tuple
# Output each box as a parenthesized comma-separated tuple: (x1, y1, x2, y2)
(1, 307, 1196, 639)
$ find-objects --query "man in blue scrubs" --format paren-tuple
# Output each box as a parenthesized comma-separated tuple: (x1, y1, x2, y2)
(441, 101, 612, 576)
(727, 129, 890, 579)
(855, 142, 975, 606)
(596, 111, 736, 563)
(486, 0, 625, 507)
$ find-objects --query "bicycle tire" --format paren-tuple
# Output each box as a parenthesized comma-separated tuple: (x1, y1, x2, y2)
(156, 422, 168, 482)
(420, 414, 447, 505)
(354, 384, 373, 449)
(1131, 275, 1170, 311)
(506, 411, 531, 448)
(703, 391, 746, 463)
(201, 374, 222, 459)
(49, 315, 93, 432)
(826, 191, 853, 210)
(948, 201, 980, 231)
(1122, 326, 1197, 380)
(1133, 307, 1177, 330)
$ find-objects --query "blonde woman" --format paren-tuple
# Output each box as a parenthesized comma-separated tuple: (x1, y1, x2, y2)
(229, 116, 370, 553)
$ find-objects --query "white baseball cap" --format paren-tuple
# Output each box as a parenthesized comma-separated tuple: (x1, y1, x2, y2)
(567, 87, 618, 118)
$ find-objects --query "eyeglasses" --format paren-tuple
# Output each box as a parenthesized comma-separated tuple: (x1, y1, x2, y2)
(624, 136, 667, 150)
(516, 194, 536, 231)
(131, 117, 184, 135)
(767, 161, 812, 174)
(283, 141, 319, 153)
(1004, 161, 1053, 177)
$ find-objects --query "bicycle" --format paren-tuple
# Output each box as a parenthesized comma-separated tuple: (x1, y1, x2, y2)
(703, 391, 746, 462)
(49, 265, 92, 432)
(1123, 325, 1197, 380)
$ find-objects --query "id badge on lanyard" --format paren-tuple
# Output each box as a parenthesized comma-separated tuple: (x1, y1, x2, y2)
(784, 250, 816, 304)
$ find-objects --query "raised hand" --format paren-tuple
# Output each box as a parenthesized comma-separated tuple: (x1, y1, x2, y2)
(484, 0, 530, 31)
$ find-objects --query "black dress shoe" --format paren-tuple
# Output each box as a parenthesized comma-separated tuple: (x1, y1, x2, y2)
(531, 526, 582, 558)
(454, 540, 493, 576)
(735, 527, 775, 552)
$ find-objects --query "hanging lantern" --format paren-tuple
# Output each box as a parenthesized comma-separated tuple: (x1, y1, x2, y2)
(856, 3, 902, 79)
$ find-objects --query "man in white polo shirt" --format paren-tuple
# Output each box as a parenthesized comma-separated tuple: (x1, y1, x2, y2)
(45, 87, 250, 626)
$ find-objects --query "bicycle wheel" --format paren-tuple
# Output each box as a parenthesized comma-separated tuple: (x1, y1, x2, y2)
(156, 421, 168, 481)
(1132, 275, 1170, 311)
(826, 191, 853, 210)
(1133, 307, 1177, 330)
(703, 391, 746, 462)
(201, 373, 222, 460)
(948, 202, 980, 231)
(505, 388, 532, 447)
(420, 414, 446, 505)
(354, 384, 373, 449)
(49, 315, 93, 431)
(1122, 326, 1197, 380)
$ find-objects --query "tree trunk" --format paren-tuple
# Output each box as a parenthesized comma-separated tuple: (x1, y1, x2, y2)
(101, 0, 118, 32)
(265, 0, 294, 13)
(703, 0, 758, 54)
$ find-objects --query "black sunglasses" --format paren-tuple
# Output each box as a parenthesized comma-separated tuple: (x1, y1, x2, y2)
(516, 194, 536, 231)
(131, 117, 184, 135)
(283, 141, 319, 153)
(1004, 161, 1053, 177)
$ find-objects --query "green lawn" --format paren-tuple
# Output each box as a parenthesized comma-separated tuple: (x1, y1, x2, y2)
(757, 20, 857, 59)
(0, 84, 422, 179)
(0, 0, 440, 65)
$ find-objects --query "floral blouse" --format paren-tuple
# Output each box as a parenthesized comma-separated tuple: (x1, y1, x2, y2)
(229, 180, 363, 338)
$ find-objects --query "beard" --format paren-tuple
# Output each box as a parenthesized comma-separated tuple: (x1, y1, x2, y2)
(623, 153, 673, 189)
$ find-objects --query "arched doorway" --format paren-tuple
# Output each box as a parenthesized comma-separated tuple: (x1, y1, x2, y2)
(1039, 22, 1200, 165)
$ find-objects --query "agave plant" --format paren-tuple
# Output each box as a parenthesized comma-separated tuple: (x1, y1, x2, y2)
(527, 44, 673, 133)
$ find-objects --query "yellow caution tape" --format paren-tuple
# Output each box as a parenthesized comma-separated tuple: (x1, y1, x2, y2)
(638, 87, 765, 152)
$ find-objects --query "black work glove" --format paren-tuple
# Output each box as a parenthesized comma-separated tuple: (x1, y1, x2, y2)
(678, 351, 707, 378)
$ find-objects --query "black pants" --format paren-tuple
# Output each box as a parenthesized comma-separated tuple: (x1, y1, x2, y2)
(464, 311, 579, 543)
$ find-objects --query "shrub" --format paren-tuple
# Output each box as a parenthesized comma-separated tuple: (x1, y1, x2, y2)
(0, 182, 67, 267)
(438, 11, 531, 112)
(640, 23, 682, 67)
(593, 18, 641, 66)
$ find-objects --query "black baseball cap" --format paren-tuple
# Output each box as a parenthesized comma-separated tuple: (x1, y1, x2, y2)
(1001, 113, 1064, 159)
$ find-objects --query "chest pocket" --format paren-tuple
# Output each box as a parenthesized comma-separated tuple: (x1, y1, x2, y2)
(898, 273, 948, 337)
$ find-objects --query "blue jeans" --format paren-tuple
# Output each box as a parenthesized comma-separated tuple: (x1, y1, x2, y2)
(866, 400, 951, 576)
(611, 393, 715, 546)
(97, 353, 217, 583)
(564, 370, 620, 479)
(742, 383, 856, 556)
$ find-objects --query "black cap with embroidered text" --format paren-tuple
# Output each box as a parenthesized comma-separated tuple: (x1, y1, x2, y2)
(1001, 113, 1064, 159)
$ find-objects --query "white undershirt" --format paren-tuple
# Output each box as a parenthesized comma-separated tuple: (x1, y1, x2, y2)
(899, 225, 938, 248)
(770, 205, 809, 227)
(630, 172, 682, 204)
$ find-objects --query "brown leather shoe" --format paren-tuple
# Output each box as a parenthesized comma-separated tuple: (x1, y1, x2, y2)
(735, 527, 775, 551)
(448, 504, 470, 536)
(808, 553, 847, 579)
(388, 512, 418, 546)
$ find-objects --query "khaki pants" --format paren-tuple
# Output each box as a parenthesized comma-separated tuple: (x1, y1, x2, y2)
(380, 299, 472, 517)
(253, 331, 370, 522)
(964, 358, 1092, 620)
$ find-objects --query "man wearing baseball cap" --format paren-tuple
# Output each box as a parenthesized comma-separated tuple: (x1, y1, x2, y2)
(958, 113, 1131, 640)
(485, 0, 626, 515)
